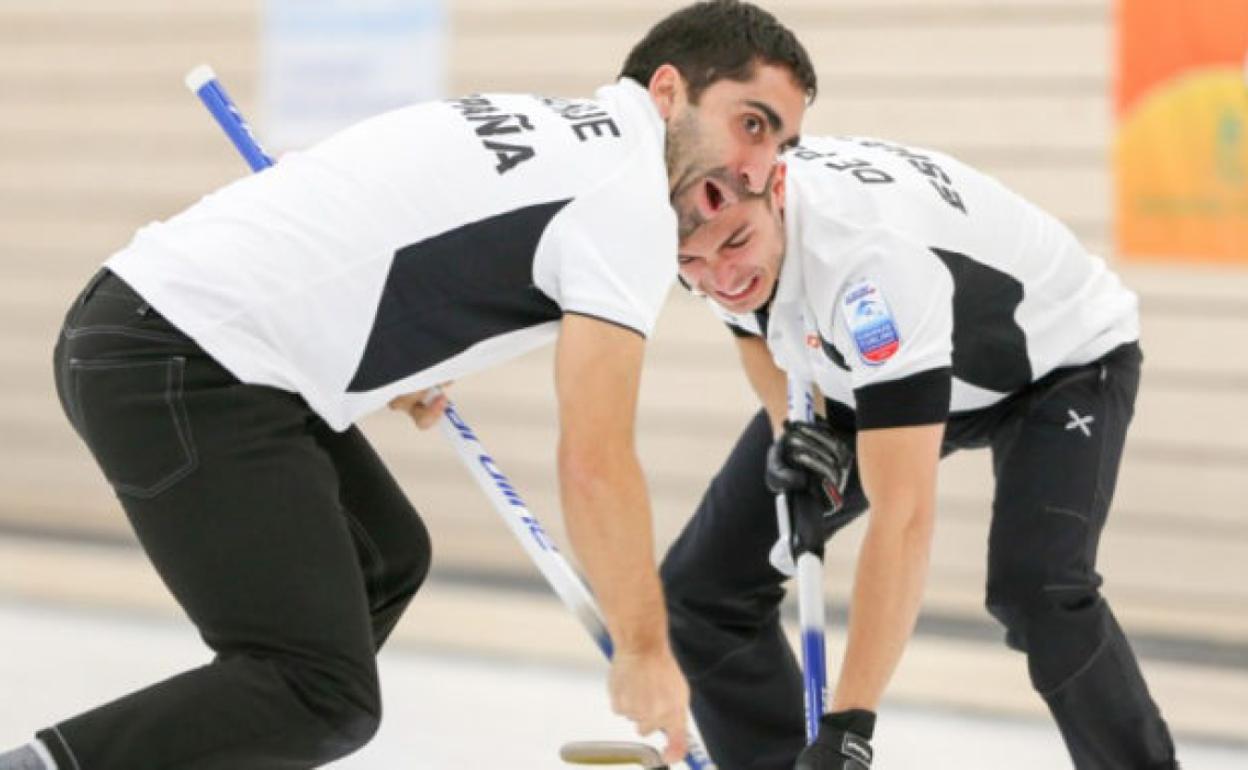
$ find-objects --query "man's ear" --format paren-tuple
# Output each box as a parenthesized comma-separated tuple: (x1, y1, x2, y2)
(648, 63, 685, 120)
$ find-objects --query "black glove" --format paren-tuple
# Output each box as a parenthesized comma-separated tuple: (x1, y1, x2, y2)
(765, 419, 853, 517)
(794, 709, 875, 770)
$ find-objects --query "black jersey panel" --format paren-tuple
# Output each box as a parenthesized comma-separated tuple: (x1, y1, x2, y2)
(347, 199, 570, 392)
(753, 308, 771, 337)
(726, 322, 759, 338)
(822, 398, 858, 434)
(819, 334, 851, 372)
(930, 247, 1033, 393)
(855, 367, 952, 430)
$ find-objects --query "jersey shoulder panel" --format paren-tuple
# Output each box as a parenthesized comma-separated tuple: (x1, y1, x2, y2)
(531, 85, 676, 336)
(786, 135, 1137, 408)
(534, 145, 676, 336)
(790, 205, 956, 391)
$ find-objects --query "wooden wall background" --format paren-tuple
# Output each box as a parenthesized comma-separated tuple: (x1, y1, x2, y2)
(1, 0, 1245, 745)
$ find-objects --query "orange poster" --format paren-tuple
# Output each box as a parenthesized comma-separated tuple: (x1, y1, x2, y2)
(1116, 0, 1248, 262)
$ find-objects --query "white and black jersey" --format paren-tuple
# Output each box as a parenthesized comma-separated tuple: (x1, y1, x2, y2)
(108, 80, 676, 430)
(716, 136, 1139, 430)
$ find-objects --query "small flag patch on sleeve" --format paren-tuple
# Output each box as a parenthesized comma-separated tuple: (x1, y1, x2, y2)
(841, 279, 900, 366)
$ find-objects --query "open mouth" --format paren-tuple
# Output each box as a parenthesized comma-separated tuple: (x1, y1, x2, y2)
(714, 273, 761, 305)
(698, 177, 732, 220)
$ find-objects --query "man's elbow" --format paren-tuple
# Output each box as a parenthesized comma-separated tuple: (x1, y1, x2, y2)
(869, 499, 936, 552)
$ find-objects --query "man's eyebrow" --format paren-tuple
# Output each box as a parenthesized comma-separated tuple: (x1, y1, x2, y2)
(745, 100, 783, 132)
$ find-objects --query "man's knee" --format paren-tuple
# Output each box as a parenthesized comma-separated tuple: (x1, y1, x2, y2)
(274, 653, 383, 761)
(985, 595, 1028, 653)
(394, 513, 434, 600)
(985, 575, 1109, 692)
(660, 536, 778, 624)
(659, 547, 715, 649)
(659, 536, 701, 607)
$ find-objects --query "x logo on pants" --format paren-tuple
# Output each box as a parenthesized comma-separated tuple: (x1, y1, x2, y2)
(1065, 409, 1094, 437)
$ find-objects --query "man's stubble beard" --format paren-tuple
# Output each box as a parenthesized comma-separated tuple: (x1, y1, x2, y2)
(665, 109, 717, 239)
(664, 108, 780, 239)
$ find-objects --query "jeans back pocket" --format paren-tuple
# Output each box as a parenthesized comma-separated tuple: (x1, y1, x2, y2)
(68, 356, 198, 498)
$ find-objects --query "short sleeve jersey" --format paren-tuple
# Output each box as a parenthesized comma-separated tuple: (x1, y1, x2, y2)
(714, 136, 1139, 430)
(108, 80, 676, 430)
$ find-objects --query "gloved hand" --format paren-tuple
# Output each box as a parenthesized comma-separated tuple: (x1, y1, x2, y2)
(794, 709, 876, 770)
(765, 419, 854, 575)
(765, 419, 852, 515)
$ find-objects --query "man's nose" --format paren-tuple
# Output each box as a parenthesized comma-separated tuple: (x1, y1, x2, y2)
(739, 148, 778, 194)
(709, 255, 738, 287)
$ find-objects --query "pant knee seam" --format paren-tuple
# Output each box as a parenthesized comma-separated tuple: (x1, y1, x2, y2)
(1037, 632, 1110, 697)
(683, 627, 781, 684)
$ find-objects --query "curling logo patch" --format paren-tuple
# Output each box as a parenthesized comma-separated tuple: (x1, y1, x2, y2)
(841, 279, 900, 366)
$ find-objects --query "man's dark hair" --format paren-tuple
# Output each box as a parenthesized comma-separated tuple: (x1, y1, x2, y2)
(619, 0, 817, 103)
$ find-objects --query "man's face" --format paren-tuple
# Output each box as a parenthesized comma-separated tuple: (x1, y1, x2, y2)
(654, 62, 806, 239)
(677, 164, 787, 314)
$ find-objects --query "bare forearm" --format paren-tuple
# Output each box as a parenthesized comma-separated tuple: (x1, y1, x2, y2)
(551, 314, 687, 754)
(751, 372, 787, 436)
(559, 444, 667, 653)
(736, 336, 787, 434)
(832, 509, 933, 711)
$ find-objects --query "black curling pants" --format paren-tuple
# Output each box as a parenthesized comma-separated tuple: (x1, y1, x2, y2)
(661, 344, 1177, 770)
(43, 270, 433, 769)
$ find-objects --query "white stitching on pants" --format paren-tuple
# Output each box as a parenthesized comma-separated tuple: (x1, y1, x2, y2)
(50, 726, 83, 770)
(64, 324, 187, 344)
(68, 357, 198, 498)
(1043, 505, 1089, 523)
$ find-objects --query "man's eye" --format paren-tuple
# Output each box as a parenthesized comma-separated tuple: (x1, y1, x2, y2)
(725, 233, 751, 249)
(743, 115, 764, 135)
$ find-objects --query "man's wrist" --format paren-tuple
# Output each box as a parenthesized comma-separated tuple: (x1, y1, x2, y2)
(795, 709, 877, 769)
(822, 709, 876, 739)
(611, 635, 669, 656)
(608, 607, 670, 655)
